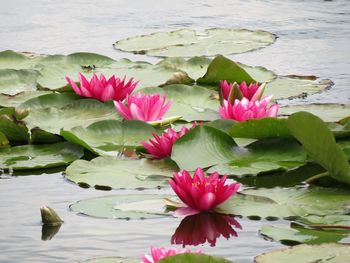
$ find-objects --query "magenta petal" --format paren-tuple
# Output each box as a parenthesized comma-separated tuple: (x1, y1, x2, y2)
(173, 207, 200, 217)
(198, 192, 216, 211)
(65, 76, 82, 96)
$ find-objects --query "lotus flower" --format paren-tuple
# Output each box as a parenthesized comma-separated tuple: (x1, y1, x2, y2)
(141, 247, 200, 263)
(219, 96, 279, 122)
(142, 124, 196, 159)
(220, 80, 266, 104)
(114, 93, 172, 122)
(169, 168, 240, 216)
(65, 73, 138, 102)
(171, 212, 241, 247)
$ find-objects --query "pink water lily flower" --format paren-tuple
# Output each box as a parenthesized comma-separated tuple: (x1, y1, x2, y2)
(220, 80, 266, 103)
(219, 96, 279, 122)
(66, 73, 138, 102)
(169, 168, 240, 216)
(114, 93, 172, 122)
(142, 124, 196, 159)
(141, 247, 200, 263)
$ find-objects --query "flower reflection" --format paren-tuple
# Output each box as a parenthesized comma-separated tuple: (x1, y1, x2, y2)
(171, 212, 242, 247)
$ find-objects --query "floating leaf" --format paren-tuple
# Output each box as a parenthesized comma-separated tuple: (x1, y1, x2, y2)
(0, 109, 29, 143)
(0, 91, 52, 108)
(228, 118, 291, 139)
(0, 142, 83, 170)
(197, 55, 255, 85)
(260, 224, 350, 245)
(114, 28, 276, 57)
(171, 126, 236, 171)
(141, 85, 219, 122)
(159, 253, 233, 263)
(287, 112, 350, 185)
(0, 69, 37, 95)
(208, 139, 306, 177)
(23, 99, 121, 134)
(266, 76, 333, 100)
(0, 131, 9, 148)
(300, 214, 350, 228)
(254, 243, 350, 263)
(196, 56, 332, 100)
(19, 92, 81, 110)
(61, 120, 157, 156)
(65, 156, 176, 189)
(218, 187, 350, 219)
(280, 104, 350, 122)
(70, 194, 171, 219)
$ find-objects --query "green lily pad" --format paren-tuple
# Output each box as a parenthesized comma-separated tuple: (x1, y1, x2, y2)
(159, 253, 233, 263)
(70, 194, 171, 219)
(260, 224, 350, 245)
(0, 50, 35, 69)
(61, 120, 157, 156)
(172, 125, 305, 175)
(141, 85, 220, 121)
(287, 112, 350, 185)
(218, 187, 350, 219)
(171, 126, 237, 171)
(266, 76, 333, 100)
(207, 139, 306, 177)
(19, 92, 81, 110)
(0, 69, 38, 95)
(229, 118, 291, 139)
(280, 104, 350, 122)
(23, 99, 121, 134)
(81, 257, 138, 263)
(300, 214, 350, 227)
(0, 131, 9, 148)
(0, 142, 83, 170)
(196, 55, 333, 100)
(65, 156, 176, 190)
(158, 56, 276, 83)
(254, 243, 350, 263)
(0, 91, 52, 108)
(30, 128, 63, 144)
(114, 28, 276, 57)
(0, 110, 29, 143)
(197, 55, 256, 85)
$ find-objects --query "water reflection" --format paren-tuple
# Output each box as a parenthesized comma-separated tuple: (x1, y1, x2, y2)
(171, 212, 242, 247)
(41, 224, 61, 241)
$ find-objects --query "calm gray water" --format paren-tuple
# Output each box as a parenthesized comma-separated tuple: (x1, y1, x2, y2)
(0, 0, 350, 262)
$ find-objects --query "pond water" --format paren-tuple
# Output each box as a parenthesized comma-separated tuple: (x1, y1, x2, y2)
(0, 0, 349, 262)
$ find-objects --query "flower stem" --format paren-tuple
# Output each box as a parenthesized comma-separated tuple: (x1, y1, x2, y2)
(305, 172, 329, 184)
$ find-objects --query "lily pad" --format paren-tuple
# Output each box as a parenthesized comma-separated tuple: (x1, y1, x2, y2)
(196, 55, 333, 100)
(23, 99, 121, 134)
(229, 118, 291, 139)
(81, 257, 138, 263)
(0, 142, 84, 170)
(0, 110, 29, 143)
(300, 214, 350, 228)
(218, 187, 350, 219)
(158, 56, 275, 83)
(0, 69, 37, 95)
(280, 104, 350, 122)
(172, 125, 305, 175)
(260, 224, 350, 245)
(266, 76, 333, 100)
(65, 156, 176, 190)
(0, 131, 9, 148)
(287, 112, 350, 185)
(159, 253, 233, 263)
(114, 28, 276, 57)
(19, 92, 81, 110)
(207, 139, 306, 177)
(61, 120, 157, 156)
(171, 126, 237, 171)
(0, 91, 52, 108)
(140, 85, 220, 121)
(254, 243, 350, 263)
(70, 194, 171, 219)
